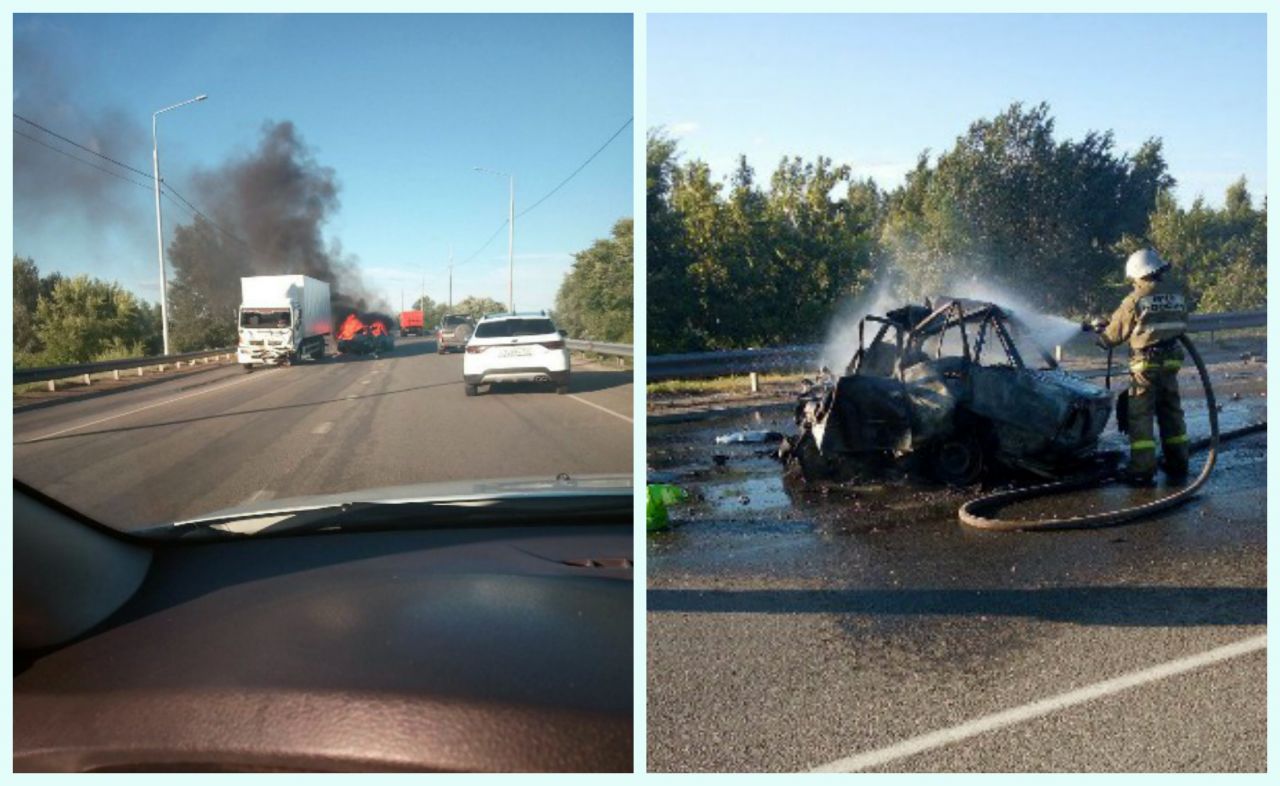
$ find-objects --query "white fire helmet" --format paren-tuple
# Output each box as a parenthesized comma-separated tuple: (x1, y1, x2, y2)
(1125, 248, 1168, 280)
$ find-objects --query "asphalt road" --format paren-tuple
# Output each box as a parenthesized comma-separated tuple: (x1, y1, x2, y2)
(15, 337, 633, 531)
(646, 366, 1266, 772)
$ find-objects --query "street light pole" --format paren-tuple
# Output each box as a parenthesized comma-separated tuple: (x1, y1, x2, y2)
(152, 93, 207, 356)
(474, 167, 514, 313)
(506, 174, 515, 313)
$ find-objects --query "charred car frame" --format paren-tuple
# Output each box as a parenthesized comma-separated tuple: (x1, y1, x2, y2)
(780, 297, 1114, 485)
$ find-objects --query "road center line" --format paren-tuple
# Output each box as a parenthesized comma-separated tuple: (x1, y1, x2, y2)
(311, 421, 333, 435)
(810, 634, 1267, 773)
(19, 371, 269, 443)
(567, 393, 633, 424)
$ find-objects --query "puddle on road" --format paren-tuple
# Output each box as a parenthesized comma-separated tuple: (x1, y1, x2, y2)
(648, 392, 1266, 543)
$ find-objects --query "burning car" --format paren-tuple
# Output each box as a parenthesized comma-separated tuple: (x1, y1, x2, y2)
(336, 313, 396, 356)
(779, 296, 1113, 485)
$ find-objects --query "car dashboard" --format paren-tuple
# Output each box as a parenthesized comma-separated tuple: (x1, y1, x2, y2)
(14, 497, 632, 773)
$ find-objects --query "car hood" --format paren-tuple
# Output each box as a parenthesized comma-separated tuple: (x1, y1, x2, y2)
(170, 473, 633, 528)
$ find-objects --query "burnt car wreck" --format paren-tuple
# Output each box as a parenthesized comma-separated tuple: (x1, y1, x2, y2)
(780, 297, 1114, 485)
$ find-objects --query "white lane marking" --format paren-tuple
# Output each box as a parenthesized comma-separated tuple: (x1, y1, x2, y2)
(811, 634, 1267, 772)
(20, 371, 268, 443)
(566, 393, 633, 424)
(245, 489, 275, 504)
(311, 421, 333, 435)
(361, 379, 372, 384)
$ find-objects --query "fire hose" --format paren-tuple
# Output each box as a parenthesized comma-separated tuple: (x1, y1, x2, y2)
(959, 334, 1265, 531)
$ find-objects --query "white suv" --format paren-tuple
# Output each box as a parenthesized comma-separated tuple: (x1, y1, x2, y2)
(463, 313, 571, 396)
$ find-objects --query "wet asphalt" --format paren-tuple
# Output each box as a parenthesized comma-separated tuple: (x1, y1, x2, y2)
(646, 362, 1266, 772)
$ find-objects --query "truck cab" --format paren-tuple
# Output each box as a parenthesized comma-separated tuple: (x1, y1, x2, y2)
(236, 275, 332, 370)
(238, 304, 303, 367)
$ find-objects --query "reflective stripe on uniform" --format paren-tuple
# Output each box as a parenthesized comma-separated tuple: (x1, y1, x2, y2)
(1141, 321, 1187, 332)
(1163, 434, 1189, 445)
(1130, 440, 1157, 450)
(1129, 358, 1183, 372)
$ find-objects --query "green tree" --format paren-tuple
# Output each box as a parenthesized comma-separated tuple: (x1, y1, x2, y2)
(647, 131, 882, 351)
(410, 294, 450, 330)
(554, 218, 633, 342)
(34, 275, 154, 364)
(451, 295, 507, 319)
(167, 216, 248, 351)
(879, 102, 1173, 316)
(13, 256, 41, 355)
(647, 130, 699, 352)
(1136, 177, 1266, 312)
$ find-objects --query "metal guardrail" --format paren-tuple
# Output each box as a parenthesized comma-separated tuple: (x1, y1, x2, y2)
(15, 334, 636, 387)
(14, 347, 236, 386)
(566, 339, 633, 358)
(648, 310, 1265, 381)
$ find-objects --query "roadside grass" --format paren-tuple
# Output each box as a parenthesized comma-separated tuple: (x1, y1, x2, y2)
(572, 350, 632, 370)
(648, 372, 805, 397)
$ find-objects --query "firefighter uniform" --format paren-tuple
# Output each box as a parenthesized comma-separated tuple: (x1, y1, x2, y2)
(1100, 275, 1190, 479)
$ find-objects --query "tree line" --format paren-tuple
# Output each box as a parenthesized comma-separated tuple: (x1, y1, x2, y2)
(13, 219, 633, 367)
(648, 101, 1266, 353)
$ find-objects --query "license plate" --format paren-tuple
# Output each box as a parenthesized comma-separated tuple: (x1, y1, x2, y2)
(498, 346, 533, 357)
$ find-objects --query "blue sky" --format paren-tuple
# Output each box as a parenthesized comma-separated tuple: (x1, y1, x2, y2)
(13, 13, 633, 312)
(649, 13, 1266, 207)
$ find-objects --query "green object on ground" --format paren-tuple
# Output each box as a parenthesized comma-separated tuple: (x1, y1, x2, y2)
(647, 483, 689, 532)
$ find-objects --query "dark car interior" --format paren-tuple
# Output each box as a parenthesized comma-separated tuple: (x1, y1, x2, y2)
(13, 481, 633, 772)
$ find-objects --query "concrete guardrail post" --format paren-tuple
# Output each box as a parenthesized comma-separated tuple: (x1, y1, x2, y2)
(113, 369, 120, 381)
(82, 373, 92, 386)
(47, 380, 56, 392)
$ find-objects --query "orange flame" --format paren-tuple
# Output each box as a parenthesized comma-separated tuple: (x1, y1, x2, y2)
(337, 312, 393, 341)
(337, 313, 366, 341)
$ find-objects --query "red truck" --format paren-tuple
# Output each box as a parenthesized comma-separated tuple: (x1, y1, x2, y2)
(399, 310, 425, 337)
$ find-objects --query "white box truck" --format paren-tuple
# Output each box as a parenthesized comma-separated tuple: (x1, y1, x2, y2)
(236, 275, 332, 370)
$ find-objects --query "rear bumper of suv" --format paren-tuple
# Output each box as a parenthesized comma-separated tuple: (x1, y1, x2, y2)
(465, 368, 569, 386)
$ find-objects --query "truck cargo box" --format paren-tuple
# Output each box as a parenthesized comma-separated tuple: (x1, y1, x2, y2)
(240, 275, 332, 340)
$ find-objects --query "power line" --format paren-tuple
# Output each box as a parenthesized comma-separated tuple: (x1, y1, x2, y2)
(14, 128, 156, 192)
(14, 113, 154, 180)
(517, 116, 632, 219)
(162, 183, 252, 248)
(14, 115, 254, 250)
(457, 115, 632, 268)
(458, 220, 509, 267)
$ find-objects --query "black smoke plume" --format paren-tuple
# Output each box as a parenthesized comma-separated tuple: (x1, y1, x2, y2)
(13, 27, 152, 238)
(166, 121, 384, 349)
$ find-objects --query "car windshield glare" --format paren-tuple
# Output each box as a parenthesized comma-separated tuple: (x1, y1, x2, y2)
(475, 318, 556, 339)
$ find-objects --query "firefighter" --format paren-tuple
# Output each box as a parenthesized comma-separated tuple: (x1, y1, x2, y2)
(1090, 248, 1190, 486)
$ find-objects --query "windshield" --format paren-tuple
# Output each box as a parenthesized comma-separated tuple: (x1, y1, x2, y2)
(241, 309, 292, 328)
(475, 319, 557, 338)
(12, 13, 634, 535)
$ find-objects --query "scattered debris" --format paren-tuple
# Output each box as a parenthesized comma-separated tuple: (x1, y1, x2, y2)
(715, 430, 786, 445)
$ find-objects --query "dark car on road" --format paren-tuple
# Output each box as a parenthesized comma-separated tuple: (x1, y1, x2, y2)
(781, 296, 1113, 485)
